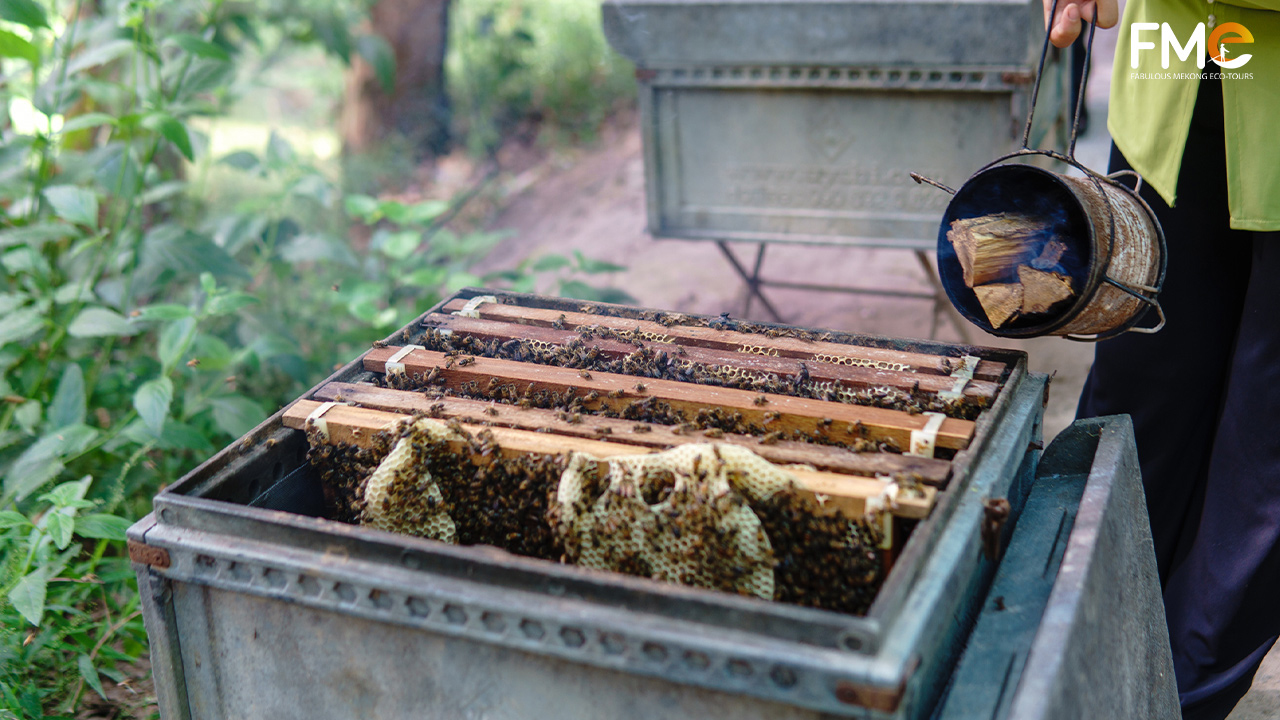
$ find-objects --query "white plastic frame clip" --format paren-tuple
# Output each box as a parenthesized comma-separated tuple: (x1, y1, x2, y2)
(385, 344, 424, 376)
(938, 355, 980, 402)
(909, 412, 946, 458)
(305, 401, 341, 441)
(454, 295, 498, 319)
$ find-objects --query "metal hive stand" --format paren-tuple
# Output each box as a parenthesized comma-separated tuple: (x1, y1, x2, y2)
(711, 238, 973, 342)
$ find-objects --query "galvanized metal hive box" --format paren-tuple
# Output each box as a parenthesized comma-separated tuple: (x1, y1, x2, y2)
(129, 289, 1049, 719)
(602, 0, 1071, 249)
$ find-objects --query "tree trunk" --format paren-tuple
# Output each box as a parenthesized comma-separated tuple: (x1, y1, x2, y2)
(341, 0, 452, 161)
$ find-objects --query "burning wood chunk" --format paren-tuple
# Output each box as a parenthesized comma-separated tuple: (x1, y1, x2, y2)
(947, 213, 1050, 287)
(1017, 266, 1074, 314)
(973, 283, 1024, 328)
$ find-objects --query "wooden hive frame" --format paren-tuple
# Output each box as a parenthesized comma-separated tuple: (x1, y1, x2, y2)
(285, 294, 1013, 526)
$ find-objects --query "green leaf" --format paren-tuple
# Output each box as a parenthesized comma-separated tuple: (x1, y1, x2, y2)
(43, 186, 99, 228)
(445, 272, 483, 293)
(572, 250, 627, 275)
(158, 316, 196, 370)
(265, 131, 294, 166)
(68, 307, 136, 337)
(137, 303, 191, 321)
(0, 28, 38, 62)
(531, 254, 571, 272)
(60, 112, 116, 134)
(0, 306, 44, 346)
(46, 511, 73, 549)
(39, 476, 91, 507)
(66, 38, 132, 74)
(0, 510, 30, 529)
(142, 113, 193, 161)
(78, 654, 107, 701)
(168, 33, 230, 61)
(354, 33, 396, 92)
(378, 230, 420, 260)
(344, 194, 380, 221)
(0, 0, 48, 28)
(9, 569, 48, 626)
(205, 292, 258, 316)
(143, 226, 249, 281)
(133, 376, 173, 437)
(75, 514, 130, 541)
(96, 145, 143, 196)
(210, 395, 265, 438)
(312, 12, 351, 62)
(5, 431, 96, 500)
(48, 364, 85, 429)
(0, 223, 78, 250)
(218, 150, 260, 172)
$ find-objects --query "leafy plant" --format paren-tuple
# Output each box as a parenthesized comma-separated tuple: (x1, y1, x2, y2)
(0, 0, 636, 714)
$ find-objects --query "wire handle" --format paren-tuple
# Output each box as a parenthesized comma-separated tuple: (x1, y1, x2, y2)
(1022, 0, 1098, 160)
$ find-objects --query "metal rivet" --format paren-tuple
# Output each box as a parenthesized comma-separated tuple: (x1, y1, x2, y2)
(332, 583, 356, 602)
(406, 597, 430, 617)
(481, 612, 506, 633)
(519, 619, 545, 639)
(683, 651, 710, 671)
(770, 666, 798, 689)
(560, 627, 585, 648)
(600, 633, 626, 655)
(642, 643, 668, 662)
(443, 604, 467, 625)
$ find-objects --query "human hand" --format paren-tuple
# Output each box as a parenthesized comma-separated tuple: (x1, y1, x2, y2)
(1044, 0, 1119, 48)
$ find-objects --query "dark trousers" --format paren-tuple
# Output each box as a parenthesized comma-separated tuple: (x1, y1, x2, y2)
(1077, 74, 1280, 719)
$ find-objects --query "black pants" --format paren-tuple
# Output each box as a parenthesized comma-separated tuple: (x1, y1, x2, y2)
(1077, 74, 1280, 719)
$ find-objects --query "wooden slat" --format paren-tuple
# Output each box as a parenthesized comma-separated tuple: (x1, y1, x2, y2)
(439, 298, 1005, 381)
(315, 381, 952, 485)
(365, 347, 974, 451)
(423, 314, 998, 402)
(284, 400, 935, 519)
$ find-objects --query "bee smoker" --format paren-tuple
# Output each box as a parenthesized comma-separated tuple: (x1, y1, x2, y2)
(912, 12, 1167, 341)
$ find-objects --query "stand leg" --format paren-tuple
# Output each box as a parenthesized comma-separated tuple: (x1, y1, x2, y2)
(716, 241, 785, 322)
(915, 250, 972, 344)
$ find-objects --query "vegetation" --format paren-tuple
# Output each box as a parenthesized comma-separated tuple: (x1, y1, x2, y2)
(0, 0, 635, 715)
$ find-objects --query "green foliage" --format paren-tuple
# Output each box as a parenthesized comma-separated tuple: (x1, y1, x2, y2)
(448, 0, 636, 155)
(0, 0, 634, 714)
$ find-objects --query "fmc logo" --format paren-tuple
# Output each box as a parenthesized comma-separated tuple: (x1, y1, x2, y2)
(1131, 22, 1254, 68)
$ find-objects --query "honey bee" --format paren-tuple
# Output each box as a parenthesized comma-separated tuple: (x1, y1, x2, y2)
(632, 424, 652, 433)
(634, 382, 647, 393)
(457, 356, 476, 367)
(579, 370, 592, 380)
(759, 431, 783, 445)
(703, 428, 724, 439)
(753, 395, 769, 406)
(607, 389, 625, 399)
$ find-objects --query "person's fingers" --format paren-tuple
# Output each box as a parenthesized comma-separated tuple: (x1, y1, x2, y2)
(1049, 3, 1082, 48)
(1092, 0, 1120, 28)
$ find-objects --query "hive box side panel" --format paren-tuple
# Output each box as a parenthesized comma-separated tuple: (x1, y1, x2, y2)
(648, 86, 1016, 248)
(168, 584, 831, 720)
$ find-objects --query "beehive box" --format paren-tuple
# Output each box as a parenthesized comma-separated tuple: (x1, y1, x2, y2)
(129, 289, 1049, 719)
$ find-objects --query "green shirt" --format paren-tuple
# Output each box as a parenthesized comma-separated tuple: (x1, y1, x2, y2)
(1109, 0, 1280, 230)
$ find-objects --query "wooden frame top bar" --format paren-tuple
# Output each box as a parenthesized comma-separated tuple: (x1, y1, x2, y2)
(439, 298, 1005, 381)
(284, 399, 935, 519)
(314, 381, 952, 485)
(422, 313, 998, 402)
(364, 346, 975, 451)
